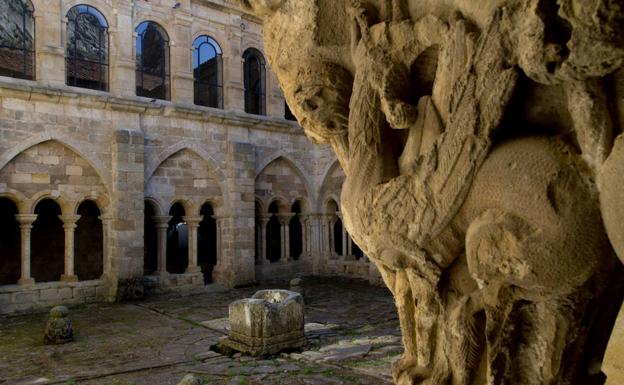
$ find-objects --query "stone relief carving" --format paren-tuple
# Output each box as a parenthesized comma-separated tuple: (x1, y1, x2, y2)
(243, 0, 624, 383)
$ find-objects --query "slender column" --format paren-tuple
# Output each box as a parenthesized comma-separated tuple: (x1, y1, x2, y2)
(15, 214, 37, 285)
(183, 216, 203, 273)
(322, 214, 331, 254)
(258, 214, 271, 264)
(300, 214, 309, 258)
(59, 215, 81, 282)
(279, 218, 286, 261)
(348, 234, 354, 259)
(212, 216, 224, 266)
(153, 216, 172, 276)
(328, 215, 337, 256)
(277, 214, 294, 262)
(99, 214, 113, 278)
(339, 214, 347, 259)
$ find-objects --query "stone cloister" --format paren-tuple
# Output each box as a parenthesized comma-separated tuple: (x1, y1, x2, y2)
(0, 0, 380, 315)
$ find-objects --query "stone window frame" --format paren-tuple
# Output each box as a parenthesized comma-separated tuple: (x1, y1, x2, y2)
(0, 0, 35, 81)
(65, 4, 109, 92)
(192, 35, 223, 109)
(135, 20, 171, 101)
(242, 47, 266, 115)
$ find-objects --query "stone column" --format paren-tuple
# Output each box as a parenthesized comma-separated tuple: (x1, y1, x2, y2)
(309, 214, 324, 275)
(59, 215, 81, 282)
(153, 216, 172, 277)
(213, 216, 224, 267)
(183, 216, 203, 273)
(300, 214, 309, 258)
(278, 214, 294, 262)
(338, 214, 347, 259)
(348, 234, 354, 260)
(258, 214, 271, 265)
(15, 214, 37, 285)
(328, 215, 337, 257)
(99, 214, 113, 278)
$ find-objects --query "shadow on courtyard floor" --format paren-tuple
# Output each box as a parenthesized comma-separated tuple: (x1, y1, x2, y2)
(0, 277, 401, 385)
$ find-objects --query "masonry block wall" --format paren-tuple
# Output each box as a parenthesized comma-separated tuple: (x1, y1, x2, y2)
(0, 0, 379, 315)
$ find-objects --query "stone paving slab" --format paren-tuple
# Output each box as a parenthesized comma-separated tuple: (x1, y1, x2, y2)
(0, 278, 400, 385)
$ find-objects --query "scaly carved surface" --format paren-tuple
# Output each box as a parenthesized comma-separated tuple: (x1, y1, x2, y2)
(244, 0, 624, 383)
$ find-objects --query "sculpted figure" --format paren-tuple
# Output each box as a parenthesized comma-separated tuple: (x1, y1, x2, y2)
(244, 0, 624, 383)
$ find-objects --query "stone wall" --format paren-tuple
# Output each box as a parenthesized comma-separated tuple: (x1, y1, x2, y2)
(0, 0, 377, 315)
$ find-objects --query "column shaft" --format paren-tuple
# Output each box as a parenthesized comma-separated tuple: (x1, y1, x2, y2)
(15, 214, 37, 285)
(153, 216, 172, 276)
(184, 216, 202, 273)
(342, 224, 348, 259)
(99, 215, 113, 277)
(59, 215, 80, 282)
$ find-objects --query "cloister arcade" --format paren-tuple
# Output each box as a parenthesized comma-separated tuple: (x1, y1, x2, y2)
(0, 0, 376, 314)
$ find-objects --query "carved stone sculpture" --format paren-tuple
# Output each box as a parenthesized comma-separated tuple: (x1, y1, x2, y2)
(244, 0, 624, 383)
(44, 306, 73, 345)
(221, 289, 306, 356)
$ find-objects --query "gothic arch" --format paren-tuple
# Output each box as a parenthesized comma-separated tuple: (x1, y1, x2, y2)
(146, 141, 226, 182)
(146, 147, 224, 214)
(0, 135, 111, 190)
(318, 160, 345, 212)
(256, 155, 311, 211)
(256, 152, 313, 199)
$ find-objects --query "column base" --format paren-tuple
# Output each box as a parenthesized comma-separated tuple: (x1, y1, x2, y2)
(60, 274, 78, 282)
(185, 266, 202, 274)
(18, 277, 35, 286)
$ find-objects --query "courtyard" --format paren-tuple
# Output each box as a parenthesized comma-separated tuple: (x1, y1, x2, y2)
(0, 278, 402, 385)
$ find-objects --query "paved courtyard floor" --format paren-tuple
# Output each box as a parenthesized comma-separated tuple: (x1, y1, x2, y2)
(0, 278, 402, 385)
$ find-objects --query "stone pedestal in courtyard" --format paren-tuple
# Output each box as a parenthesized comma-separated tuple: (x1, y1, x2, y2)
(223, 289, 306, 356)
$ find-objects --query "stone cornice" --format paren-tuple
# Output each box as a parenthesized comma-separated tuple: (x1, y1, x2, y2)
(0, 78, 302, 134)
(192, 0, 263, 23)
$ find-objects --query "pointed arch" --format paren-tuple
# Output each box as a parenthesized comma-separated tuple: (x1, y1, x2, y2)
(255, 154, 312, 211)
(146, 141, 226, 182)
(146, 146, 225, 214)
(256, 151, 313, 198)
(318, 159, 345, 212)
(0, 134, 111, 190)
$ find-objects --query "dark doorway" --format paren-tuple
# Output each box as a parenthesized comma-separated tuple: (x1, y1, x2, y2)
(334, 218, 343, 256)
(75, 200, 103, 280)
(144, 201, 158, 275)
(353, 239, 364, 260)
(266, 201, 281, 263)
(31, 199, 64, 282)
(289, 201, 303, 260)
(198, 203, 217, 284)
(0, 198, 20, 285)
(167, 202, 187, 274)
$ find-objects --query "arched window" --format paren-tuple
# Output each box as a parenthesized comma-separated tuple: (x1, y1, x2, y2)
(66, 4, 108, 91)
(167, 202, 187, 274)
(0, 0, 34, 80)
(243, 48, 265, 115)
(136, 21, 170, 100)
(193, 35, 223, 108)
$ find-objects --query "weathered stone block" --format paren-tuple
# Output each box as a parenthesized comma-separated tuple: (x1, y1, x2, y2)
(44, 306, 73, 345)
(223, 289, 306, 356)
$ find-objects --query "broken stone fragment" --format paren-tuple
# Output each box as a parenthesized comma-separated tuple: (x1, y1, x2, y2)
(219, 289, 306, 356)
(44, 306, 73, 345)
